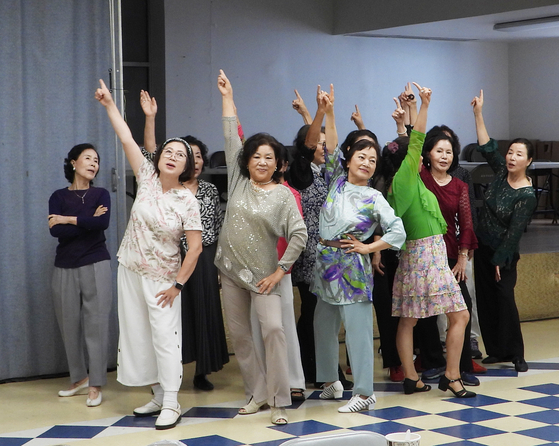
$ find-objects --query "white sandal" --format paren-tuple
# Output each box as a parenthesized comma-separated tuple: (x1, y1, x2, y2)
(337, 394, 376, 413)
(238, 397, 268, 415)
(271, 406, 288, 425)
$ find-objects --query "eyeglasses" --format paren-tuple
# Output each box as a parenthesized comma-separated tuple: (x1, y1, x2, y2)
(162, 148, 187, 160)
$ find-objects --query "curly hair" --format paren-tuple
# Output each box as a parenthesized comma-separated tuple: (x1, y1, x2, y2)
(238, 133, 284, 183)
(63, 143, 99, 184)
(379, 136, 409, 190)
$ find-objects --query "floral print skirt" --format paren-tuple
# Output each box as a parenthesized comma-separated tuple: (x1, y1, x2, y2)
(391, 234, 466, 318)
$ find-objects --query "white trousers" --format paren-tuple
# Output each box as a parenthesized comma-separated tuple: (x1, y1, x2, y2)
(251, 274, 306, 390)
(117, 264, 182, 391)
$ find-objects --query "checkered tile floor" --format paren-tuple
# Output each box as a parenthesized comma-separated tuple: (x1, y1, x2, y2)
(3, 361, 559, 446)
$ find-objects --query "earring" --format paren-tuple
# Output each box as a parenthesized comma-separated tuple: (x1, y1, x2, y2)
(275, 167, 277, 171)
(73, 166, 76, 171)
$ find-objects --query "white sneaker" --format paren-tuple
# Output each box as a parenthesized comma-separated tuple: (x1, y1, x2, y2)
(319, 381, 344, 399)
(133, 398, 162, 417)
(338, 394, 376, 413)
(155, 404, 182, 430)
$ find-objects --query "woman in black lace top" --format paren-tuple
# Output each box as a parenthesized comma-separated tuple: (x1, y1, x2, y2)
(471, 90, 536, 373)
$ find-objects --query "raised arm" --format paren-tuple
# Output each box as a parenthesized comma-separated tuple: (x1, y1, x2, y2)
(392, 97, 407, 136)
(140, 90, 158, 153)
(218, 69, 235, 118)
(350, 104, 366, 130)
(304, 85, 326, 150)
(411, 82, 431, 134)
(95, 79, 143, 175)
(324, 84, 338, 154)
(292, 89, 312, 125)
(471, 90, 490, 146)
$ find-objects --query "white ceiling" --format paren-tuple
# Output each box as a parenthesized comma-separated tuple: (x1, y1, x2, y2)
(345, 4, 559, 42)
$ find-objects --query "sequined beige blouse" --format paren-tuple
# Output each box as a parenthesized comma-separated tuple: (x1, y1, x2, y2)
(215, 117, 308, 294)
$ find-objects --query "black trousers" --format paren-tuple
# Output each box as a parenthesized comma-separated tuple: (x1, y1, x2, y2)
(474, 242, 523, 360)
(415, 257, 473, 373)
(372, 249, 401, 368)
(296, 282, 318, 383)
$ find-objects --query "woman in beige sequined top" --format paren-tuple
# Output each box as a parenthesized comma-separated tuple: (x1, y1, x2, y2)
(215, 70, 307, 426)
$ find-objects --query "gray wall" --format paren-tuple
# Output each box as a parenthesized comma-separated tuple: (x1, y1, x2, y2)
(164, 0, 511, 153)
(509, 38, 559, 141)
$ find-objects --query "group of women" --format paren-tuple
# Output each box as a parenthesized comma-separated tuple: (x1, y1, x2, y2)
(47, 72, 536, 429)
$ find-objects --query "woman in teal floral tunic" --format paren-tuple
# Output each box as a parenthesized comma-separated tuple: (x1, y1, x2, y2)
(310, 87, 405, 413)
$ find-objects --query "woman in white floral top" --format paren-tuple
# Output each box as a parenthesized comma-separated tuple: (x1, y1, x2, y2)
(95, 80, 202, 431)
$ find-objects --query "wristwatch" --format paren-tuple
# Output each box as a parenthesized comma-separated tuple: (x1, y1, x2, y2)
(173, 280, 184, 291)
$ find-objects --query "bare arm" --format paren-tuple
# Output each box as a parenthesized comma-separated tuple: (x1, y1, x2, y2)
(292, 89, 312, 125)
(304, 85, 326, 150)
(156, 229, 202, 308)
(324, 84, 338, 154)
(392, 97, 407, 136)
(350, 104, 366, 130)
(140, 90, 158, 153)
(471, 90, 490, 145)
(95, 79, 144, 175)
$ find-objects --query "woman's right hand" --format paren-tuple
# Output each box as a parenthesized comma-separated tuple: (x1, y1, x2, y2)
(140, 90, 157, 117)
(372, 251, 385, 275)
(94, 79, 113, 107)
(412, 82, 432, 105)
(392, 97, 406, 126)
(217, 69, 233, 97)
(471, 89, 484, 115)
(350, 104, 365, 129)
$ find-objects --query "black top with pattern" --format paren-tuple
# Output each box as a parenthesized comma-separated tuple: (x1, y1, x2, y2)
(292, 167, 328, 284)
(475, 139, 537, 268)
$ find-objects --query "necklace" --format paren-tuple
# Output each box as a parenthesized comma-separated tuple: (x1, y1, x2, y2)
(73, 189, 89, 204)
(251, 178, 273, 186)
(433, 174, 451, 186)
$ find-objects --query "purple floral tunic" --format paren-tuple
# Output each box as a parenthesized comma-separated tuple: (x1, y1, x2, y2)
(310, 146, 405, 305)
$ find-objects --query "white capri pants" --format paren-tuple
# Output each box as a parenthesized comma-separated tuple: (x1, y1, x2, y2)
(117, 264, 182, 391)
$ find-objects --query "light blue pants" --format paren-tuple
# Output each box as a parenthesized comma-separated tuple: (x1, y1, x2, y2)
(314, 298, 374, 396)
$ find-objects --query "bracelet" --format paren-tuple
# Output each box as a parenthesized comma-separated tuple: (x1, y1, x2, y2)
(397, 130, 407, 136)
(279, 264, 289, 273)
(459, 252, 468, 258)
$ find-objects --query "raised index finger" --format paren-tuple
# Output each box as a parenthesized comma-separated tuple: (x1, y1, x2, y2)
(412, 82, 422, 92)
(393, 97, 402, 109)
(294, 89, 302, 99)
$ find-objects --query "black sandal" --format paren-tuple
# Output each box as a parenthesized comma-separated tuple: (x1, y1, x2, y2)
(290, 388, 306, 402)
(403, 378, 431, 395)
(438, 375, 476, 398)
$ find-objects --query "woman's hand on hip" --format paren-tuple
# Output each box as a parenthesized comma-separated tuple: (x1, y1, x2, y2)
(340, 234, 370, 255)
(256, 268, 285, 295)
(156, 287, 180, 308)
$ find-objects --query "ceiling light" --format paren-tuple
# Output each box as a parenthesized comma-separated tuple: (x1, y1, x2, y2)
(494, 15, 559, 32)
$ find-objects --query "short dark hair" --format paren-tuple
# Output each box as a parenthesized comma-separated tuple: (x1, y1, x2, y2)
(238, 133, 284, 183)
(422, 131, 459, 171)
(153, 137, 195, 183)
(341, 138, 380, 173)
(509, 138, 535, 166)
(181, 135, 210, 172)
(64, 143, 99, 184)
(340, 129, 379, 154)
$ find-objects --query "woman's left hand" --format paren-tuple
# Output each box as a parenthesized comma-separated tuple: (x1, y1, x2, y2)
(339, 234, 370, 255)
(48, 214, 68, 228)
(93, 205, 108, 217)
(495, 265, 501, 282)
(156, 287, 180, 308)
(256, 268, 285, 295)
(451, 255, 468, 282)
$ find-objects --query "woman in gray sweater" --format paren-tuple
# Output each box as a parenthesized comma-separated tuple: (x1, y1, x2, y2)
(215, 70, 307, 426)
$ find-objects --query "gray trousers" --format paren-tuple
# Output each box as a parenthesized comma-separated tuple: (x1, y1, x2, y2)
(51, 260, 112, 387)
(314, 298, 374, 396)
(221, 273, 291, 408)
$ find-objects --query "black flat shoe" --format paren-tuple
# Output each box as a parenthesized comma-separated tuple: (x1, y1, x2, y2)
(193, 374, 214, 391)
(438, 375, 476, 398)
(481, 356, 501, 364)
(403, 378, 431, 395)
(513, 357, 529, 372)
